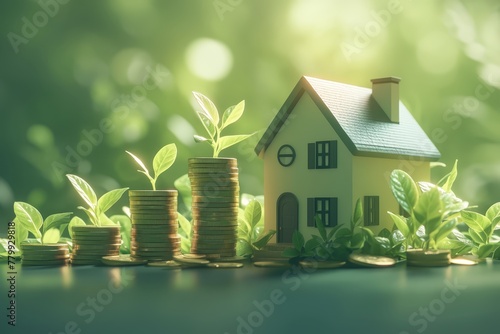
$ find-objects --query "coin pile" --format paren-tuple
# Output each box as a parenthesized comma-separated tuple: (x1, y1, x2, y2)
(406, 249, 451, 267)
(129, 190, 181, 261)
(21, 243, 70, 266)
(71, 226, 121, 265)
(188, 158, 239, 258)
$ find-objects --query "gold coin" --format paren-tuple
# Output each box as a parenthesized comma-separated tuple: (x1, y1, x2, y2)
(210, 256, 246, 262)
(299, 260, 345, 269)
(207, 262, 243, 269)
(101, 254, 147, 266)
(129, 190, 177, 197)
(147, 260, 183, 268)
(182, 253, 207, 259)
(348, 254, 396, 267)
(173, 255, 210, 265)
(253, 261, 290, 268)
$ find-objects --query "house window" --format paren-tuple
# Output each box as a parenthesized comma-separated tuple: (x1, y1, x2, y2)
(364, 196, 379, 226)
(277, 144, 296, 167)
(308, 140, 337, 169)
(307, 197, 338, 227)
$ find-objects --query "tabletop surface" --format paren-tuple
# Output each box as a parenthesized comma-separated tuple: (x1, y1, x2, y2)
(1, 259, 499, 334)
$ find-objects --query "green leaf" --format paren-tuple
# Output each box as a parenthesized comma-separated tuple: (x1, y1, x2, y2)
(78, 206, 97, 225)
(15, 219, 29, 248)
(196, 112, 217, 139)
(388, 212, 410, 237)
(477, 243, 500, 259)
(174, 174, 192, 210)
(390, 170, 419, 215)
(327, 224, 342, 241)
(461, 211, 490, 234)
(349, 232, 365, 249)
(221, 100, 245, 130)
(110, 215, 131, 254)
(68, 216, 86, 238)
(468, 229, 486, 244)
(351, 198, 363, 229)
(244, 200, 262, 229)
(13, 202, 43, 239)
(216, 134, 254, 156)
(486, 202, 500, 225)
(304, 238, 320, 254)
(59, 223, 68, 237)
(430, 162, 447, 169)
(126, 151, 151, 178)
(66, 174, 98, 209)
(432, 219, 456, 244)
(391, 230, 406, 245)
(378, 228, 391, 239)
(42, 228, 61, 244)
(438, 160, 458, 192)
(292, 231, 305, 251)
(194, 135, 210, 143)
(451, 229, 474, 247)
(99, 213, 116, 226)
(236, 239, 253, 257)
(413, 187, 443, 235)
(43, 212, 72, 234)
(178, 213, 192, 237)
(252, 230, 276, 250)
(315, 215, 327, 241)
(97, 188, 128, 215)
(193, 91, 219, 126)
(153, 143, 177, 182)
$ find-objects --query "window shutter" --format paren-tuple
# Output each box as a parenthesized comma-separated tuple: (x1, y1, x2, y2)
(373, 196, 379, 226)
(307, 198, 315, 226)
(308, 143, 316, 169)
(364, 196, 370, 226)
(329, 141, 337, 168)
(331, 198, 338, 227)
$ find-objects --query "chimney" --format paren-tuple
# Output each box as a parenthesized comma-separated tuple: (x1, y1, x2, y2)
(371, 77, 401, 123)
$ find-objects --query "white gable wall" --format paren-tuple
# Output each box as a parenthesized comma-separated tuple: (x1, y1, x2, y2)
(263, 92, 353, 241)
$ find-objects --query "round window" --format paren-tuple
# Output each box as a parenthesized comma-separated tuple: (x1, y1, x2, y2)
(277, 145, 296, 167)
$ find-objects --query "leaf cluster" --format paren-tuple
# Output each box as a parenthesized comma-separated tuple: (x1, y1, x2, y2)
(13, 202, 72, 245)
(388, 161, 469, 251)
(126, 143, 177, 190)
(66, 174, 128, 227)
(192, 92, 255, 157)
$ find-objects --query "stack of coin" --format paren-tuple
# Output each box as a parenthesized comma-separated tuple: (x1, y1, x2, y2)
(188, 158, 239, 258)
(21, 243, 70, 266)
(71, 226, 121, 265)
(406, 249, 451, 267)
(129, 190, 180, 261)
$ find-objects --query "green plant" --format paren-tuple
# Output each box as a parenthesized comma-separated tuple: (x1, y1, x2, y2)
(126, 143, 177, 190)
(388, 161, 468, 251)
(361, 227, 406, 258)
(178, 212, 192, 254)
(192, 92, 254, 157)
(283, 199, 367, 262)
(66, 174, 128, 227)
(12, 202, 71, 244)
(237, 199, 276, 257)
(450, 203, 500, 259)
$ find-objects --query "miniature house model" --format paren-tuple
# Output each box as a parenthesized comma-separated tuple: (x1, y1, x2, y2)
(255, 76, 441, 242)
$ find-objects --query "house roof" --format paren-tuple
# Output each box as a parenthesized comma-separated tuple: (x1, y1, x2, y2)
(255, 76, 441, 161)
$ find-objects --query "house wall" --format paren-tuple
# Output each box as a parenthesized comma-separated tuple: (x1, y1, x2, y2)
(263, 92, 353, 242)
(352, 156, 431, 234)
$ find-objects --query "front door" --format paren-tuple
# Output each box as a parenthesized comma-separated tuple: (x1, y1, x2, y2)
(277, 192, 299, 243)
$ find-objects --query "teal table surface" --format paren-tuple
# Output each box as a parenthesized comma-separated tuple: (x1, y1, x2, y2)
(1, 260, 499, 334)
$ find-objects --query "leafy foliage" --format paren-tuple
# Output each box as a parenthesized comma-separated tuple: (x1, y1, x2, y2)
(66, 174, 128, 226)
(192, 92, 255, 157)
(12, 201, 71, 245)
(237, 199, 275, 257)
(126, 143, 178, 190)
(388, 161, 469, 251)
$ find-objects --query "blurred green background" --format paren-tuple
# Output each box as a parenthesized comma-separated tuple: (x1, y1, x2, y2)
(0, 0, 499, 229)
